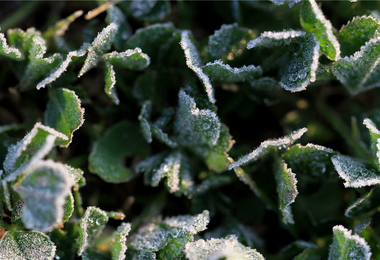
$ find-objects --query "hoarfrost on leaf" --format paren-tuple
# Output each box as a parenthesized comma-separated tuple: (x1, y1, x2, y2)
(268, 0, 301, 7)
(180, 31, 215, 103)
(0, 231, 56, 260)
(106, 6, 132, 50)
(103, 47, 150, 70)
(111, 222, 132, 260)
(77, 206, 109, 256)
(202, 60, 262, 82)
(301, 0, 340, 61)
(328, 225, 371, 260)
(44, 88, 85, 147)
(36, 44, 88, 90)
(363, 118, 380, 168)
(13, 159, 75, 232)
(331, 154, 380, 188)
(78, 23, 117, 77)
(338, 15, 380, 57)
(184, 235, 265, 260)
(104, 61, 119, 104)
(229, 127, 307, 169)
(274, 158, 298, 224)
(0, 32, 23, 60)
(332, 37, 380, 95)
(248, 31, 320, 92)
(163, 210, 209, 235)
(345, 186, 380, 218)
(175, 90, 221, 149)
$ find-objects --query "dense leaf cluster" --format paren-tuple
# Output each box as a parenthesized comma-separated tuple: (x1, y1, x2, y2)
(2, 0, 380, 259)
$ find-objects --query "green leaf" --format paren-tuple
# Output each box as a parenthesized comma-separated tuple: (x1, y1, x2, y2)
(104, 61, 118, 104)
(129, 0, 171, 21)
(175, 90, 221, 151)
(63, 192, 74, 222)
(0, 32, 23, 60)
(3, 123, 68, 181)
(106, 6, 132, 51)
(345, 186, 380, 218)
(88, 121, 149, 183)
(180, 31, 215, 104)
(111, 222, 131, 260)
(36, 44, 88, 90)
(206, 23, 254, 62)
(274, 157, 298, 224)
(13, 160, 74, 232)
(184, 235, 265, 260)
(248, 31, 320, 92)
(45, 88, 84, 147)
(331, 154, 380, 188)
(78, 23, 117, 77)
(301, 0, 340, 60)
(202, 60, 262, 83)
(128, 210, 209, 259)
(0, 231, 56, 260)
(363, 118, 380, 169)
(103, 48, 150, 70)
(77, 206, 109, 256)
(338, 15, 380, 57)
(229, 127, 307, 170)
(332, 37, 380, 95)
(328, 225, 371, 260)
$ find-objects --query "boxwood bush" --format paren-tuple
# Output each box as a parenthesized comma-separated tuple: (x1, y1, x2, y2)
(1, 0, 380, 259)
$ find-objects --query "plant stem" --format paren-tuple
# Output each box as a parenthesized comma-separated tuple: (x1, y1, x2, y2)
(73, 184, 83, 219)
(0, 2, 40, 30)
(314, 96, 376, 167)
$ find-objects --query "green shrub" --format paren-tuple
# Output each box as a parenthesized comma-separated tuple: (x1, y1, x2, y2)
(1, 0, 380, 259)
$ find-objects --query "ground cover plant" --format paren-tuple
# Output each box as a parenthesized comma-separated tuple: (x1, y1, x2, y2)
(3, 0, 380, 259)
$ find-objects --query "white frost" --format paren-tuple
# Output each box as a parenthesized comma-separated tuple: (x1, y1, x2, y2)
(247, 30, 305, 49)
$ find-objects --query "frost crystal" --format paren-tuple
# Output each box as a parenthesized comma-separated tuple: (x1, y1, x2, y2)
(247, 30, 306, 49)
(229, 128, 307, 170)
(331, 154, 380, 188)
(328, 225, 371, 260)
(180, 31, 215, 103)
(0, 32, 23, 60)
(103, 47, 150, 70)
(163, 210, 209, 235)
(151, 151, 181, 193)
(111, 222, 132, 260)
(105, 61, 118, 105)
(0, 231, 56, 260)
(185, 235, 265, 260)
(36, 44, 88, 89)
(203, 60, 262, 82)
(363, 118, 380, 167)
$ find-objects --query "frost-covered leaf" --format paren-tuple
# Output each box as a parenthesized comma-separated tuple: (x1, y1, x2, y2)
(89, 121, 149, 183)
(332, 37, 380, 95)
(229, 127, 307, 169)
(45, 88, 84, 147)
(175, 90, 221, 151)
(129, 0, 171, 21)
(36, 44, 88, 90)
(363, 118, 380, 168)
(274, 158, 298, 224)
(206, 23, 254, 62)
(185, 235, 264, 260)
(13, 160, 74, 232)
(180, 31, 215, 103)
(338, 16, 380, 57)
(248, 31, 319, 92)
(78, 23, 117, 77)
(104, 61, 118, 105)
(0, 231, 56, 260)
(19, 32, 63, 89)
(103, 48, 150, 70)
(354, 219, 371, 234)
(128, 210, 209, 259)
(301, 0, 340, 60)
(65, 164, 85, 186)
(269, 0, 301, 7)
(0, 32, 23, 60)
(125, 22, 177, 63)
(106, 6, 132, 50)
(111, 222, 131, 260)
(345, 186, 380, 218)
(3, 122, 68, 180)
(77, 206, 109, 256)
(328, 225, 371, 260)
(331, 154, 380, 188)
(63, 192, 74, 222)
(202, 60, 262, 83)
(283, 144, 336, 176)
